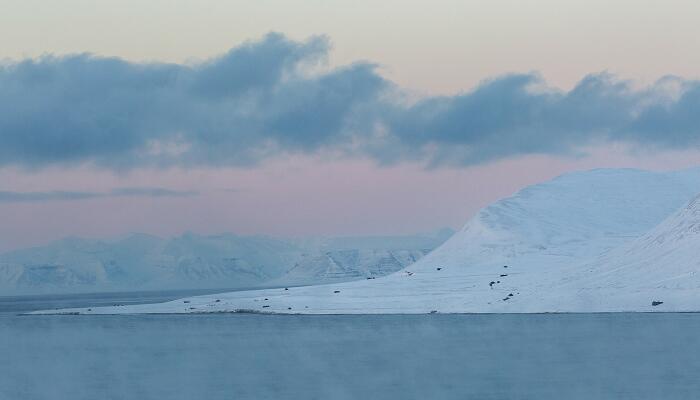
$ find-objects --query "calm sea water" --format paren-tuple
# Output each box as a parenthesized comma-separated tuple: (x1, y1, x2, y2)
(2, 291, 700, 400)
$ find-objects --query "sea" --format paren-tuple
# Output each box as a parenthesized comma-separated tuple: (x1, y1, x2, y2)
(2, 289, 699, 399)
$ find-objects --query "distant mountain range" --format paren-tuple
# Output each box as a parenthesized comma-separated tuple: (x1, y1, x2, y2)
(0, 229, 454, 295)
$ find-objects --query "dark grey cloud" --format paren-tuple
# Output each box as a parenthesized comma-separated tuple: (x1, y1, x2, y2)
(109, 187, 197, 197)
(380, 73, 641, 165)
(0, 188, 197, 203)
(0, 191, 100, 202)
(1, 32, 700, 169)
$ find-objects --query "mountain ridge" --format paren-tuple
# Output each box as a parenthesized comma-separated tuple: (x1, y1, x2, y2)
(35, 167, 700, 314)
(0, 230, 453, 294)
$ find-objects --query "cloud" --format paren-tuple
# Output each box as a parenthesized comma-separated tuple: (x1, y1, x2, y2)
(0, 33, 385, 169)
(379, 73, 639, 165)
(109, 187, 197, 197)
(1, 32, 700, 169)
(0, 188, 197, 203)
(0, 191, 101, 202)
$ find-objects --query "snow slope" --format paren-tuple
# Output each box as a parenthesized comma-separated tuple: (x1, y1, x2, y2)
(33, 167, 700, 314)
(544, 193, 700, 311)
(274, 249, 428, 285)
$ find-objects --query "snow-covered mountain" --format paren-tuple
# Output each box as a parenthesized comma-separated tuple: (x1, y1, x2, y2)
(545, 192, 700, 311)
(418, 168, 700, 268)
(39, 167, 700, 315)
(274, 249, 428, 285)
(271, 232, 453, 285)
(0, 230, 452, 294)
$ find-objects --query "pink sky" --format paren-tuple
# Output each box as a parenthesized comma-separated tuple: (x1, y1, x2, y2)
(2, 145, 699, 252)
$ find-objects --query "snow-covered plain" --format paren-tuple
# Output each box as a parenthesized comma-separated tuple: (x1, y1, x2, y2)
(33, 167, 700, 315)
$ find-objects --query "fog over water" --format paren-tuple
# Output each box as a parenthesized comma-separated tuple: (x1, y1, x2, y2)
(2, 292, 700, 399)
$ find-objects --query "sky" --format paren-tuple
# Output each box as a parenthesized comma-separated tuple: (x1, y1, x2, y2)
(1, 0, 700, 252)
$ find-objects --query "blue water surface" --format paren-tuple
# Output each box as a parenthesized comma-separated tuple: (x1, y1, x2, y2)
(2, 291, 699, 400)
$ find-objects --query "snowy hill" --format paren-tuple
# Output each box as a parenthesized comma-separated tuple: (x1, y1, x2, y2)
(543, 193, 700, 311)
(271, 231, 451, 285)
(274, 249, 428, 285)
(573, 193, 700, 289)
(36, 167, 700, 315)
(416, 168, 700, 269)
(0, 231, 451, 294)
